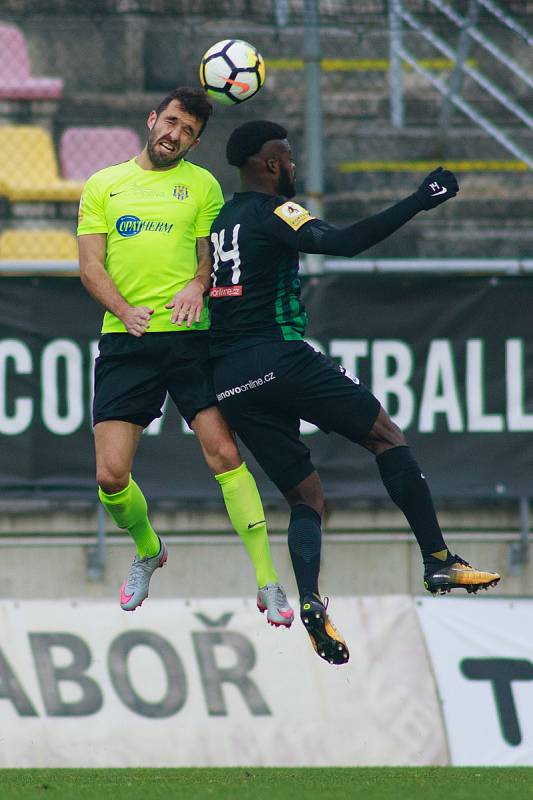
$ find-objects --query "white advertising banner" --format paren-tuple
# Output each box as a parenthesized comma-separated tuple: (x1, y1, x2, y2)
(416, 596, 533, 766)
(0, 597, 446, 767)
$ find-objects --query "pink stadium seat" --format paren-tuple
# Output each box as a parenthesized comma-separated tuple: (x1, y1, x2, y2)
(0, 24, 63, 100)
(60, 127, 142, 180)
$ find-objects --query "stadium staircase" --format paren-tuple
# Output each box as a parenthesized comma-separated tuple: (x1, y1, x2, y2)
(0, 4, 531, 256)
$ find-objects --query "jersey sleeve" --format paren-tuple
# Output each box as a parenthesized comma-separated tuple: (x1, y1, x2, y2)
(77, 173, 108, 236)
(264, 193, 425, 256)
(195, 175, 224, 238)
(261, 199, 317, 248)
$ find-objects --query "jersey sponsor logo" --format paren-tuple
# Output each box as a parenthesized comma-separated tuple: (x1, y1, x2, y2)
(273, 201, 315, 231)
(172, 185, 189, 200)
(216, 371, 276, 401)
(115, 215, 174, 237)
(209, 285, 243, 298)
(109, 189, 130, 197)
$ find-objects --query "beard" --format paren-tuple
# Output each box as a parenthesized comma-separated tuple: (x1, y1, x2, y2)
(278, 163, 296, 198)
(147, 129, 188, 168)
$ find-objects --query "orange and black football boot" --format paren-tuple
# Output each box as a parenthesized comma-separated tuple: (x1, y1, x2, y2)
(424, 553, 500, 595)
(300, 594, 349, 665)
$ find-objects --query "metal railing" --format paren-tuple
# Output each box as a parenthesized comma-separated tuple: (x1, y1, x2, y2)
(389, 0, 533, 168)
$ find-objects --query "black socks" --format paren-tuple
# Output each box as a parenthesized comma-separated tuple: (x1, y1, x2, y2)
(288, 503, 322, 599)
(376, 446, 448, 564)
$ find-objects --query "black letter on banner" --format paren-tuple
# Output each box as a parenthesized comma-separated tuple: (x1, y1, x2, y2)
(108, 631, 186, 718)
(29, 633, 103, 716)
(0, 646, 37, 716)
(192, 632, 271, 716)
(461, 658, 533, 746)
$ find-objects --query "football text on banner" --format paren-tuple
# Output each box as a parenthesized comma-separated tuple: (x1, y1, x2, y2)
(1, 275, 532, 499)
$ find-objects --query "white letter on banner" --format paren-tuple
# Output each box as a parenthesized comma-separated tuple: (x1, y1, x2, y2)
(88, 339, 99, 422)
(0, 339, 33, 435)
(298, 338, 326, 435)
(371, 340, 414, 429)
(41, 339, 83, 435)
(144, 394, 169, 436)
(330, 339, 368, 381)
(466, 339, 504, 432)
(506, 338, 533, 431)
(419, 340, 464, 433)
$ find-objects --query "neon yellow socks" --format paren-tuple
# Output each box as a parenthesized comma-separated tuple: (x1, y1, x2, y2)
(215, 462, 278, 587)
(98, 476, 160, 559)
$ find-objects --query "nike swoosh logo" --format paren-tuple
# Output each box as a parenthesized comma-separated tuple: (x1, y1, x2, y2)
(109, 190, 129, 197)
(247, 520, 265, 530)
(431, 187, 447, 196)
(120, 581, 134, 605)
(219, 75, 250, 94)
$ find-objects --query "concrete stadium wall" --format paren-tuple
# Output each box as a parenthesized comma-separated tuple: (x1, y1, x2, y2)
(0, 504, 530, 599)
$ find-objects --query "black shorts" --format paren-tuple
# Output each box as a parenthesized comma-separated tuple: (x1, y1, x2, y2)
(93, 331, 216, 428)
(212, 340, 381, 493)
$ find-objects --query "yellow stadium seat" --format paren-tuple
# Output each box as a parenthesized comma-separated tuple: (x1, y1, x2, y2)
(0, 229, 78, 259)
(0, 126, 83, 202)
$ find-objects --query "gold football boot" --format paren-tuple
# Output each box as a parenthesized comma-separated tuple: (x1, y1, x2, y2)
(300, 594, 350, 665)
(424, 554, 500, 595)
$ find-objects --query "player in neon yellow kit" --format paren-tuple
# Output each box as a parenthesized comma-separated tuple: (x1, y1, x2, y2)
(77, 88, 293, 627)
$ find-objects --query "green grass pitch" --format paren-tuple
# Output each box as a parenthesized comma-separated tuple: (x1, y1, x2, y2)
(1, 768, 532, 800)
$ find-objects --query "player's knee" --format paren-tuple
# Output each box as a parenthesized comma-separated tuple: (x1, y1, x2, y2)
(203, 434, 241, 473)
(96, 466, 129, 495)
(383, 418, 406, 447)
(364, 408, 407, 455)
(285, 477, 325, 517)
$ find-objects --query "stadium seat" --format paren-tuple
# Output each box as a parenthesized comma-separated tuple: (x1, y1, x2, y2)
(0, 24, 63, 99)
(60, 126, 142, 180)
(0, 230, 78, 259)
(0, 126, 83, 202)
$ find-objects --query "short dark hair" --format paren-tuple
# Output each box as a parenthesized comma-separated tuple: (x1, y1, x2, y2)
(155, 87, 213, 136)
(226, 120, 288, 167)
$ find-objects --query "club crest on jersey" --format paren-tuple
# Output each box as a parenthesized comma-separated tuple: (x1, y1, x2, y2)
(273, 201, 315, 231)
(173, 185, 189, 201)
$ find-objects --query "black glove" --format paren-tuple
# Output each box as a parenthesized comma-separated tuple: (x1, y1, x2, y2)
(416, 166, 459, 209)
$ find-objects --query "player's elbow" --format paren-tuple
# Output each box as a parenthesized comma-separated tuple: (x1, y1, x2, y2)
(321, 230, 362, 258)
(329, 241, 362, 258)
(78, 262, 92, 289)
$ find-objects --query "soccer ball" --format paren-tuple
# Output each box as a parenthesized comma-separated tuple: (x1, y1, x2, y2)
(199, 39, 265, 105)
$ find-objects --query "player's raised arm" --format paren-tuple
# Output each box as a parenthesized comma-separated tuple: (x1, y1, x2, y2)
(270, 167, 459, 258)
(224, 119, 458, 259)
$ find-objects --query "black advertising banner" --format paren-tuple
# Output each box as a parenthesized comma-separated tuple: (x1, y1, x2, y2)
(0, 274, 532, 502)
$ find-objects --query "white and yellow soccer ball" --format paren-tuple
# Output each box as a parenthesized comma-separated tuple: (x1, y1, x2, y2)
(199, 39, 265, 105)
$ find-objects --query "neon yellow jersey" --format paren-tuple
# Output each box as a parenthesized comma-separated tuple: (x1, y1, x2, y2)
(77, 157, 223, 333)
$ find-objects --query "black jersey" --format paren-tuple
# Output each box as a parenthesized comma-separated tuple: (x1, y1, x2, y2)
(208, 192, 316, 356)
(208, 188, 427, 356)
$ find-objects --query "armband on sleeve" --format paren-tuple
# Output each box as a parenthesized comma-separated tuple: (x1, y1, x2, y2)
(273, 201, 315, 231)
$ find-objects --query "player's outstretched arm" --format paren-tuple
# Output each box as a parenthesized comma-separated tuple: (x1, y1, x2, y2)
(166, 236, 211, 327)
(296, 166, 459, 258)
(78, 233, 153, 337)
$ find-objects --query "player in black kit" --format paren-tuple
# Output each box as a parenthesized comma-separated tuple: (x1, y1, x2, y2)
(209, 120, 500, 666)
